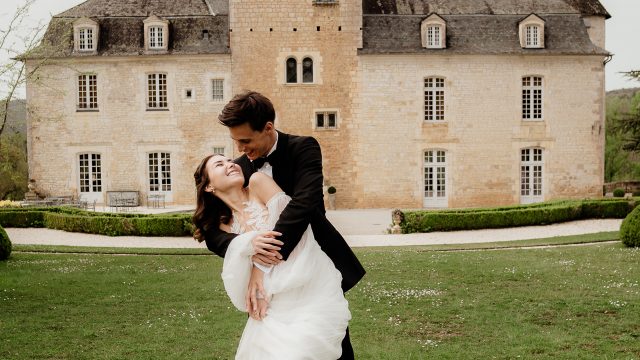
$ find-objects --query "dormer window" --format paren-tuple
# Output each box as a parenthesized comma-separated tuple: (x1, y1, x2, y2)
(519, 14, 545, 49)
(149, 26, 164, 49)
(421, 14, 446, 49)
(144, 15, 169, 52)
(427, 25, 442, 48)
(73, 17, 99, 54)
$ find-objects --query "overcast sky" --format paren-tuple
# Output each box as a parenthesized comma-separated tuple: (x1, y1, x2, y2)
(1, 0, 638, 98)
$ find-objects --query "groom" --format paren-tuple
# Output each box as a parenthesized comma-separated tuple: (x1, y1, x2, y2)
(203, 91, 365, 358)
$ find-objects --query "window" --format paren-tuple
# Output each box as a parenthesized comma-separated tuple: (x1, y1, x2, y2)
(421, 14, 446, 49)
(149, 26, 164, 49)
(519, 15, 545, 49)
(520, 148, 543, 203)
(78, 153, 102, 193)
(315, 111, 337, 129)
(149, 152, 171, 192)
(78, 74, 98, 110)
(286, 58, 297, 83)
(147, 73, 168, 109)
(424, 77, 445, 121)
(144, 16, 169, 52)
(424, 150, 447, 207)
(302, 57, 314, 83)
(525, 25, 540, 47)
(212, 147, 226, 155)
(78, 28, 94, 51)
(212, 79, 224, 101)
(427, 26, 441, 48)
(522, 76, 543, 120)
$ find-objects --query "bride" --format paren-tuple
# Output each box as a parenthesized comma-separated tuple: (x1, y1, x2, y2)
(193, 154, 351, 359)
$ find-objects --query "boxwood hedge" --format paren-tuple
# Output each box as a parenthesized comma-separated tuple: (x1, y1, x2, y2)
(0, 207, 193, 237)
(400, 198, 637, 234)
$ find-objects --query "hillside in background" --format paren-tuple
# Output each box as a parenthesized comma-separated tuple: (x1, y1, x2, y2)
(1, 98, 27, 135)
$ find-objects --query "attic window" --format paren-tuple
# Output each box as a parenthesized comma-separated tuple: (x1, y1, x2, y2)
(426, 25, 442, 48)
(519, 15, 545, 49)
(78, 28, 94, 51)
(73, 17, 99, 54)
(525, 25, 540, 47)
(420, 14, 446, 49)
(144, 16, 169, 52)
(149, 27, 164, 48)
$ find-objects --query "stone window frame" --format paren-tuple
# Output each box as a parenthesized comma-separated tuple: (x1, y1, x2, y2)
(143, 15, 169, 53)
(423, 149, 448, 208)
(424, 76, 446, 122)
(77, 73, 99, 111)
(313, 109, 339, 130)
(420, 14, 446, 49)
(281, 52, 321, 86)
(146, 72, 169, 111)
(148, 151, 172, 193)
(78, 152, 103, 194)
(73, 17, 99, 54)
(522, 75, 544, 121)
(519, 14, 545, 49)
(520, 147, 544, 204)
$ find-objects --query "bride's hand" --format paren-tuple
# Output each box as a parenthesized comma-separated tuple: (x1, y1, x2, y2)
(252, 231, 284, 264)
(246, 265, 269, 319)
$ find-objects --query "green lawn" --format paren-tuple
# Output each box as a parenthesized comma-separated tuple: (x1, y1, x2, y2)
(1, 242, 639, 359)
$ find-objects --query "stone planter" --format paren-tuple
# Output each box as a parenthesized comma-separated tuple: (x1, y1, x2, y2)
(328, 193, 336, 210)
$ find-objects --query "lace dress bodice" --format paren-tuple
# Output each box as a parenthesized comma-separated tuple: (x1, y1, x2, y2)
(229, 192, 287, 235)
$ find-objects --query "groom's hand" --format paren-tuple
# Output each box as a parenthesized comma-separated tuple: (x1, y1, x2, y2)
(252, 231, 284, 265)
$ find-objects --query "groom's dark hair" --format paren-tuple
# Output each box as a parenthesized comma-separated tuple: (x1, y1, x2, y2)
(218, 91, 276, 131)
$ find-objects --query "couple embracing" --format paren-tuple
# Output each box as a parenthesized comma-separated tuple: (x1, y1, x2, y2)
(193, 91, 366, 359)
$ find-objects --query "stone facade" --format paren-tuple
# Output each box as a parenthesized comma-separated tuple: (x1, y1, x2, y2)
(26, 55, 233, 203)
(24, 0, 609, 209)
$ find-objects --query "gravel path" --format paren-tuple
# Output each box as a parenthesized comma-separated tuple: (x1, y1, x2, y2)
(5, 219, 622, 249)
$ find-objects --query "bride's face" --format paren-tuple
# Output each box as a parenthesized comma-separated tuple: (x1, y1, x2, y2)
(205, 155, 244, 193)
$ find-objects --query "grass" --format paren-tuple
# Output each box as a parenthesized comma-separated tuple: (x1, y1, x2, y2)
(1, 241, 639, 359)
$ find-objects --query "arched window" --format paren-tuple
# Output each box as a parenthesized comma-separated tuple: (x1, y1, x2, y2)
(302, 57, 314, 83)
(286, 58, 297, 83)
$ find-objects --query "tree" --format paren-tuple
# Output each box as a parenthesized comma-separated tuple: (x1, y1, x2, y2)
(0, 0, 44, 199)
(614, 71, 640, 153)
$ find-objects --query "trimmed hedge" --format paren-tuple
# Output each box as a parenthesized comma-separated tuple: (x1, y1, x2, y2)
(620, 205, 640, 247)
(0, 207, 194, 237)
(0, 225, 11, 260)
(400, 199, 638, 234)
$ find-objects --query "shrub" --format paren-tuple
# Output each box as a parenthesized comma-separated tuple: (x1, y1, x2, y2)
(613, 188, 625, 197)
(0, 225, 11, 261)
(620, 205, 640, 247)
(400, 199, 638, 234)
(327, 186, 336, 194)
(0, 210, 46, 228)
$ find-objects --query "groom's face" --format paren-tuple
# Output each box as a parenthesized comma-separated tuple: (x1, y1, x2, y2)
(229, 122, 275, 160)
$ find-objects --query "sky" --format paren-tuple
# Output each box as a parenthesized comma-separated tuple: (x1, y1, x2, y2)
(0, 0, 638, 98)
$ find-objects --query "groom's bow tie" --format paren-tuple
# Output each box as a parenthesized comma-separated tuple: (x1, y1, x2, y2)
(251, 153, 276, 170)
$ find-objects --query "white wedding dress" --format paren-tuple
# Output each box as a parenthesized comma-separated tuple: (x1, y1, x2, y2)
(221, 192, 351, 360)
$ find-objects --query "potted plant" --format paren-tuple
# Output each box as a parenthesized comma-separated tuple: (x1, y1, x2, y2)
(327, 186, 336, 210)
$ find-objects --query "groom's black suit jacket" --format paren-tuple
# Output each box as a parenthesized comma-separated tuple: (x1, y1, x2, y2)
(204, 131, 365, 292)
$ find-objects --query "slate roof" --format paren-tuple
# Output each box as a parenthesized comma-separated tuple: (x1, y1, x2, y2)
(56, 0, 228, 17)
(362, 0, 610, 18)
(360, 0, 610, 55)
(26, 0, 229, 59)
(360, 14, 608, 55)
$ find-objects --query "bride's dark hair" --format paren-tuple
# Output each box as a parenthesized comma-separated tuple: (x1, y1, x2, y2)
(192, 154, 232, 242)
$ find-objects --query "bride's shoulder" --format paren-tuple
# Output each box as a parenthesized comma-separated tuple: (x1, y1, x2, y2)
(248, 173, 284, 206)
